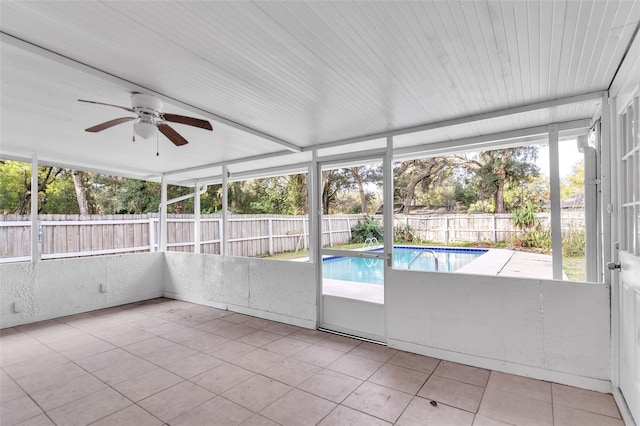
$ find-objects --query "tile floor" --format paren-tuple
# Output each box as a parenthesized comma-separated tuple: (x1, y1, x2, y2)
(0, 298, 624, 426)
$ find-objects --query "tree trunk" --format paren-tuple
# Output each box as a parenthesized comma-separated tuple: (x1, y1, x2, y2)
(72, 170, 90, 215)
(349, 168, 368, 215)
(495, 181, 505, 213)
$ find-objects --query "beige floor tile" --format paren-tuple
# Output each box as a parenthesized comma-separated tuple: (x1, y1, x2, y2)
(263, 336, 311, 356)
(138, 343, 198, 366)
(262, 357, 321, 386)
(243, 318, 278, 330)
(350, 342, 398, 362)
(293, 344, 345, 367)
(123, 336, 175, 356)
(182, 333, 229, 351)
(472, 414, 513, 425)
(163, 352, 223, 378)
(90, 404, 164, 426)
(15, 362, 86, 394)
(138, 381, 214, 422)
(75, 348, 139, 372)
(195, 318, 236, 333)
(316, 334, 361, 352)
(552, 383, 622, 419)
(98, 327, 156, 347)
(264, 322, 300, 336)
(241, 414, 280, 425)
(327, 353, 383, 380)
(397, 396, 475, 426)
(289, 328, 329, 344)
(318, 405, 391, 425)
(237, 330, 282, 347)
(298, 370, 363, 403)
(43, 332, 102, 351)
(113, 367, 183, 402)
(343, 381, 412, 423)
(233, 348, 286, 373)
(0, 394, 43, 426)
(191, 362, 256, 394)
(478, 387, 553, 426)
(13, 413, 56, 426)
(486, 371, 551, 403)
(158, 325, 208, 343)
(56, 339, 117, 361)
(418, 375, 484, 413)
(223, 313, 255, 324)
(171, 396, 253, 426)
(0, 370, 26, 403)
(47, 388, 131, 426)
(214, 324, 258, 340)
(369, 363, 430, 394)
(2, 351, 68, 380)
(222, 374, 291, 412)
(93, 353, 157, 385)
(434, 360, 490, 387)
(389, 351, 441, 374)
(261, 389, 336, 426)
(553, 404, 625, 426)
(0, 340, 57, 368)
(30, 373, 106, 411)
(206, 340, 257, 362)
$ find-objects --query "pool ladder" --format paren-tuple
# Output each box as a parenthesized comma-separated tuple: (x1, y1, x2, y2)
(408, 250, 439, 272)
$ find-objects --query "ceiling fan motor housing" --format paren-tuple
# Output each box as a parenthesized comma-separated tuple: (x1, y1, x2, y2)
(132, 93, 163, 139)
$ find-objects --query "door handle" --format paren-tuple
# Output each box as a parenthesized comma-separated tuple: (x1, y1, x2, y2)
(607, 262, 621, 270)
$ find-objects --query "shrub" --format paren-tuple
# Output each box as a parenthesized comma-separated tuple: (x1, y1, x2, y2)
(350, 217, 383, 243)
(562, 229, 585, 257)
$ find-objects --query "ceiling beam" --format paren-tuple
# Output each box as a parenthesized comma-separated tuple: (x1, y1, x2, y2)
(309, 92, 605, 151)
(163, 150, 297, 177)
(0, 32, 302, 154)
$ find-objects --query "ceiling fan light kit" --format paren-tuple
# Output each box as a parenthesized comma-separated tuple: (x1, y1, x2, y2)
(79, 93, 212, 146)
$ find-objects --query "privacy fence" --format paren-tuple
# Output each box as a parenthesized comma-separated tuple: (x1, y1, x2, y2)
(0, 213, 584, 262)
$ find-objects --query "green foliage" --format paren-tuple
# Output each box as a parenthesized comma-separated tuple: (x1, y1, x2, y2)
(350, 217, 383, 243)
(512, 201, 538, 230)
(562, 229, 585, 257)
(393, 224, 414, 242)
(521, 228, 552, 251)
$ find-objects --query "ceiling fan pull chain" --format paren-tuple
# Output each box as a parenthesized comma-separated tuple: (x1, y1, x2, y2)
(156, 131, 159, 156)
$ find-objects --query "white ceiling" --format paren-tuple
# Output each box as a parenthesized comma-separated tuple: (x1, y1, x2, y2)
(1, 1, 639, 185)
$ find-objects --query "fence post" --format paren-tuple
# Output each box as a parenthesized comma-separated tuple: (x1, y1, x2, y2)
(148, 217, 155, 252)
(444, 216, 449, 245)
(346, 217, 351, 240)
(303, 218, 308, 250)
(268, 218, 274, 255)
(218, 218, 223, 255)
(492, 215, 497, 242)
(328, 216, 334, 247)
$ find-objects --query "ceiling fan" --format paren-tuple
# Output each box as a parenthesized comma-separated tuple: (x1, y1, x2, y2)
(79, 93, 212, 146)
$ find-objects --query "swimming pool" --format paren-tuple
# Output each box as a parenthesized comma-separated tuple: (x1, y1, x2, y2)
(322, 246, 488, 285)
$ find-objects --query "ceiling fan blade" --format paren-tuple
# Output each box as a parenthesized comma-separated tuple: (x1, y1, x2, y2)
(85, 117, 136, 132)
(162, 113, 213, 131)
(78, 99, 134, 113)
(158, 123, 188, 146)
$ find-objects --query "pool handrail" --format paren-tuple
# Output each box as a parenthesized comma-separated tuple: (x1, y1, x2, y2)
(362, 237, 378, 250)
(408, 249, 439, 271)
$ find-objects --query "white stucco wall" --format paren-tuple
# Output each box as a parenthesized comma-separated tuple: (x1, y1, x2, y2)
(386, 269, 611, 391)
(0, 253, 164, 328)
(163, 252, 316, 328)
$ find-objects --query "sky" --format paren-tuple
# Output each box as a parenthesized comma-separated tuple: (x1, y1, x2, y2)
(536, 140, 583, 179)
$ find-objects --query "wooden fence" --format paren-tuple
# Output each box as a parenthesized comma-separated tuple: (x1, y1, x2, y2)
(0, 212, 584, 262)
(0, 214, 365, 262)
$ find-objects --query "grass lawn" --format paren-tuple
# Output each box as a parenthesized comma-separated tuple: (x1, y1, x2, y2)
(563, 256, 586, 281)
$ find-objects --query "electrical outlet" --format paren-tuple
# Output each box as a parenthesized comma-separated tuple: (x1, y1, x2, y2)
(13, 300, 23, 313)
(100, 283, 107, 293)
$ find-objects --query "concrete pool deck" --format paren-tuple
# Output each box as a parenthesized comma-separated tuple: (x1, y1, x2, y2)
(322, 249, 561, 304)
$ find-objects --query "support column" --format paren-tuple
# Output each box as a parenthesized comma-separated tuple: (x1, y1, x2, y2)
(222, 165, 229, 256)
(579, 136, 598, 282)
(383, 136, 394, 342)
(160, 175, 168, 252)
(30, 153, 40, 262)
(548, 124, 563, 280)
(194, 180, 201, 254)
(600, 92, 612, 286)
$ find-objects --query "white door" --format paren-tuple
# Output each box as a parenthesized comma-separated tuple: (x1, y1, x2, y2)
(615, 92, 640, 424)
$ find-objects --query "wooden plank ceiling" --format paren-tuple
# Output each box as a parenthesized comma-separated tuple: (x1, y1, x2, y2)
(1, 1, 639, 184)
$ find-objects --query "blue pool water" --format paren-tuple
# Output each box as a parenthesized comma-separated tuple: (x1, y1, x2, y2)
(322, 246, 487, 285)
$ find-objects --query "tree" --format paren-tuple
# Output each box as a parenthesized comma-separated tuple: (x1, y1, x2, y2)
(71, 170, 90, 215)
(394, 158, 450, 213)
(458, 147, 540, 213)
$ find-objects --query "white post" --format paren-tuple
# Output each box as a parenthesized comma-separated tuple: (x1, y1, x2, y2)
(30, 153, 40, 262)
(579, 136, 598, 282)
(268, 217, 274, 255)
(346, 217, 351, 240)
(222, 165, 229, 256)
(492, 215, 497, 242)
(217, 218, 223, 255)
(328, 216, 334, 246)
(549, 124, 563, 279)
(601, 92, 613, 286)
(383, 136, 394, 341)
(303, 218, 308, 250)
(309, 153, 321, 328)
(194, 180, 201, 254)
(148, 216, 155, 252)
(160, 175, 168, 252)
